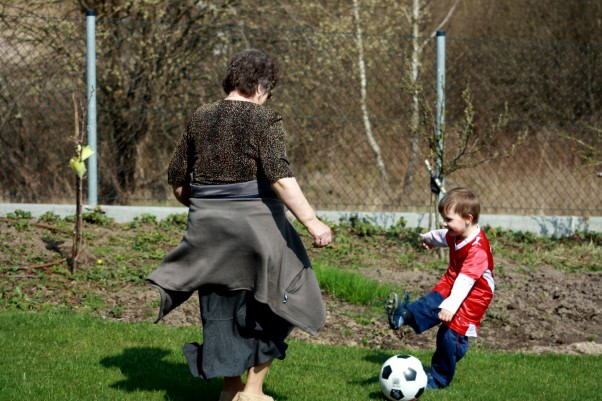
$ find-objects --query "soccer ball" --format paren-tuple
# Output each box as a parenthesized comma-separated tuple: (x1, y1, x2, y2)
(379, 354, 427, 401)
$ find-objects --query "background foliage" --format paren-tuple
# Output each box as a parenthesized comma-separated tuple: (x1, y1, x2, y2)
(0, 0, 600, 214)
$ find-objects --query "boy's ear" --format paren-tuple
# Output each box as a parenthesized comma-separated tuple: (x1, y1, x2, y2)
(466, 214, 474, 224)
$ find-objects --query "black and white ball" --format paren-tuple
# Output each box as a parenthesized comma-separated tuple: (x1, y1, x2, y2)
(379, 354, 427, 401)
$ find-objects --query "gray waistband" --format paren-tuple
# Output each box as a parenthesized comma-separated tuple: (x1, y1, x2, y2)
(190, 180, 276, 199)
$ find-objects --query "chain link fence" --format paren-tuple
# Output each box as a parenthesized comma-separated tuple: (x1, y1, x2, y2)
(0, 13, 600, 216)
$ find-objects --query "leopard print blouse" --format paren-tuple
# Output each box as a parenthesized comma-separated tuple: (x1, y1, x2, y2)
(167, 100, 295, 186)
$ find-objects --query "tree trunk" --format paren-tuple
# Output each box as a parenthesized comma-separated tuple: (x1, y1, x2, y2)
(403, 0, 423, 194)
(70, 175, 82, 273)
(353, 0, 389, 187)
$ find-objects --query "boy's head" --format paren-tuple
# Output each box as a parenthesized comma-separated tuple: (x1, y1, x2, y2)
(438, 187, 481, 224)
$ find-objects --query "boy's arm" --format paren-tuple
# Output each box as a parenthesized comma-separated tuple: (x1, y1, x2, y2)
(438, 274, 475, 321)
(420, 229, 448, 249)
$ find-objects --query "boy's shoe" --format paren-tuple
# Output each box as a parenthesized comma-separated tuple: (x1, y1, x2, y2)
(384, 292, 400, 326)
(385, 292, 410, 330)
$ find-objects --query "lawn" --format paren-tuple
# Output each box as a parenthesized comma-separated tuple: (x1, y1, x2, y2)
(0, 310, 599, 401)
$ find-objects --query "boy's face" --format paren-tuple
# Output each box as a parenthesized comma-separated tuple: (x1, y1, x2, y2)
(441, 209, 474, 239)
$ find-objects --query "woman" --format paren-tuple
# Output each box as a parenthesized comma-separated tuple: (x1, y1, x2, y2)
(147, 48, 332, 401)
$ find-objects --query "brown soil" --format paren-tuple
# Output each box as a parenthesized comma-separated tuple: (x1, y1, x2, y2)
(2, 221, 600, 356)
(109, 261, 602, 356)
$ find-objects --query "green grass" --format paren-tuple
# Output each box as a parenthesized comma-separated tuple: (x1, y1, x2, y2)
(0, 310, 600, 401)
(314, 262, 396, 306)
(1, 211, 601, 400)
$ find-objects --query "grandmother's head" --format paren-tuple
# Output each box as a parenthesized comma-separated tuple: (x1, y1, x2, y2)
(222, 48, 279, 96)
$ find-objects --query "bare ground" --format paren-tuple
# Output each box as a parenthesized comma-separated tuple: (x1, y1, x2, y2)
(1, 220, 600, 356)
(108, 260, 602, 356)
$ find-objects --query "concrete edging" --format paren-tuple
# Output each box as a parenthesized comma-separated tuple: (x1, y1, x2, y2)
(1, 203, 600, 237)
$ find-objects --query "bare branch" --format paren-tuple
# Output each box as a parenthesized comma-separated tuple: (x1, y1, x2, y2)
(429, 0, 459, 37)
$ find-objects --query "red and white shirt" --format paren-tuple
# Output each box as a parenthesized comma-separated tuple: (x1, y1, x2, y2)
(421, 226, 494, 337)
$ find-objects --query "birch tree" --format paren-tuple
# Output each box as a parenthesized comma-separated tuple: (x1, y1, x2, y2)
(401, 0, 459, 193)
(352, 0, 389, 185)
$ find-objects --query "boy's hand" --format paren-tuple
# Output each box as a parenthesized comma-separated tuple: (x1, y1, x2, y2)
(419, 232, 436, 250)
(438, 309, 454, 322)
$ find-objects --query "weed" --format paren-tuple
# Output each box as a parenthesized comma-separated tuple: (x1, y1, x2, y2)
(38, 211, 61, 224)
(3, 210, 30, 230)
(134, 213, 158, 225)
(5, 209, 32, 220)
(147, 299, 161, 308)
(108, 304, 124, 318)
(3, 286, 32, 310)
(58, 206, 108, 226)
(161, 213, 188, 227)
(495, 264, 507, 278)
(81, 293, 105, 310)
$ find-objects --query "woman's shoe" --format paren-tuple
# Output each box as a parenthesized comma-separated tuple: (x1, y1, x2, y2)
(232, 392, 274, 401)
(219, 391, 240, 401)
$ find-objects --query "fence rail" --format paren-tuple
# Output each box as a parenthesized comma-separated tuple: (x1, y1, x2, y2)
(0, 13, 600, 216)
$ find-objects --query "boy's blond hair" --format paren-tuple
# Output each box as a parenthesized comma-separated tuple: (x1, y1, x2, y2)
(438, 187, 481, 224)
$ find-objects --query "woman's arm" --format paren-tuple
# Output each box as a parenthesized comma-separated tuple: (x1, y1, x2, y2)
(271, 177, 332, 248)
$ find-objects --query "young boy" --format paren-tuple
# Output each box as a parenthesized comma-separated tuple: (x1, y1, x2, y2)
(385, 187, 494, 390)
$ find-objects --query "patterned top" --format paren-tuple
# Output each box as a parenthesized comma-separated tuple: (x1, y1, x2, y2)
(167, 100, 295, 186)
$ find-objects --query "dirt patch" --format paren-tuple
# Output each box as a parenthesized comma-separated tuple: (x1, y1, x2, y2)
(2, 221, 600, 356)
(110, 262, 601, 355)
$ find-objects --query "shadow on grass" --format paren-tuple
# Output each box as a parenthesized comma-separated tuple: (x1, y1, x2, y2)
(100, 347, 221, 401)
(345, 350, 392, 400)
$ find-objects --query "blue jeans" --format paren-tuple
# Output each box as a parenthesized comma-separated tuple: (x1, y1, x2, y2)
(406, 292, 469, 388)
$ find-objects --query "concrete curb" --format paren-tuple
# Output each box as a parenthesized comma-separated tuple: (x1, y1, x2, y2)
(1, 203, 600, 237)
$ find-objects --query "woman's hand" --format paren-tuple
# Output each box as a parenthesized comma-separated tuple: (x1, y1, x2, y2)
(306, 218, 332, 248)
(172, 185, 191, 207)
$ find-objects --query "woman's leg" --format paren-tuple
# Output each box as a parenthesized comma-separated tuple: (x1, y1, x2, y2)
(243, 360, 273, 395)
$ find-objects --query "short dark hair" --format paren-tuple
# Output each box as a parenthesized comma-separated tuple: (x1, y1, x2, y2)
(222, 48, 279, 96)
(438, 187, 481, 223)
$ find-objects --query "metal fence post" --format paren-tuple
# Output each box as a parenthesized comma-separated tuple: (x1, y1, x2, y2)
(86, 9, 98, 206)
(435, 30, 446, 198)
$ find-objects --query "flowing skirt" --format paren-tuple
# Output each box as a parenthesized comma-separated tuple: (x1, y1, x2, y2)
(183, 287, 293, 379)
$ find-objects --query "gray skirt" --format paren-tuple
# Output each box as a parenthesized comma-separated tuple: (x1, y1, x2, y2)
(183, 287, 293, 380)
(148, 181, 324, 379)
(147, 181, 325, 336)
